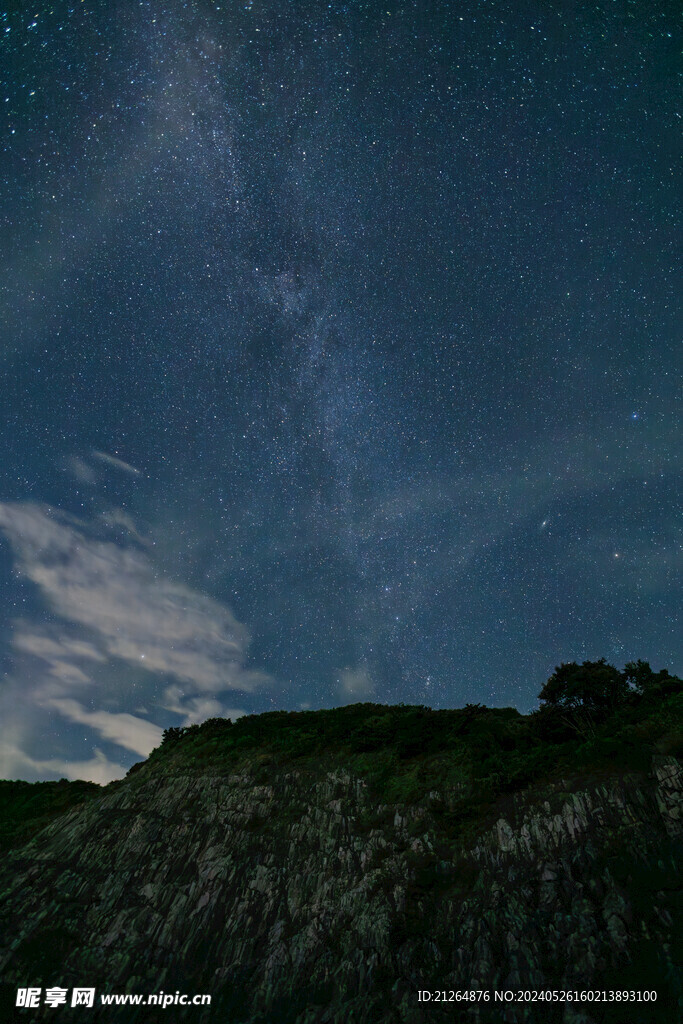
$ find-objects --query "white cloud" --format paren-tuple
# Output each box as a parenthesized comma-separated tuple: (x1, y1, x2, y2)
(48, 698, 163, 757)
(91, 450, 142, 476)
(161, 685, 246, 726)
(0, 500, 272, 782)
(0, 743, 124, 785)
(12, 627, 104, 687)
(0, 502, 267, 693)
(13, 629, 105, 664)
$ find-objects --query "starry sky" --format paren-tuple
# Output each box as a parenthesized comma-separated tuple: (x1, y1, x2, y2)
(0, 0, 680, 782)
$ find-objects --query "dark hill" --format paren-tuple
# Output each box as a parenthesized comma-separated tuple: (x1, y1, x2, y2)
(0, 670, 681, 1023)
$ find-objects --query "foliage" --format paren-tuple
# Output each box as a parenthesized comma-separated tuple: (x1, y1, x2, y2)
(1, 659, 680, 852)
(0, 779, 100, 853)
(623, 659, 682, 698)
(538, 659, 682, 737)
(136, 657, 682, 820)
(539, 659, 628, 716)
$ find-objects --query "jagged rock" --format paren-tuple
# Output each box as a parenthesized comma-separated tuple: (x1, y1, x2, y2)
(0, 752, 680, 1023)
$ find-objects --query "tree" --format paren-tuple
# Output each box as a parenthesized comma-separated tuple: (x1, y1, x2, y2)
(538, 659, 629, 735)
(161, 726, 187, 746)
(623, 660, 682, 699)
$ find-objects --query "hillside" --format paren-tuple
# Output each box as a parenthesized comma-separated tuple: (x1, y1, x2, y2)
(0, 664, 681, 1023)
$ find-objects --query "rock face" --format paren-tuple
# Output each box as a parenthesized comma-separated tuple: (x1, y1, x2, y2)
(0, 756, 681, 1023)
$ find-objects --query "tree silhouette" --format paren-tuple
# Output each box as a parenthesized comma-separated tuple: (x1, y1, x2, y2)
(538, 659, 629, 736)
(623, 660, 682, 698)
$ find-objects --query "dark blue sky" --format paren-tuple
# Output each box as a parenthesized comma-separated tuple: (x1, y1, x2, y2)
(0, 0, 680, 781)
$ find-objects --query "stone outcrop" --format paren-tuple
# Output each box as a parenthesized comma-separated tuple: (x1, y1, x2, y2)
(0, 756, 680, 1023)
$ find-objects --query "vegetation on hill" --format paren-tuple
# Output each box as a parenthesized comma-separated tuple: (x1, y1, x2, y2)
(0, 779, 100, 852)
(1, 659, 681, 851)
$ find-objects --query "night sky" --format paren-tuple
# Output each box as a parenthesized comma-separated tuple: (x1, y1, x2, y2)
(0, 1, 680, 782)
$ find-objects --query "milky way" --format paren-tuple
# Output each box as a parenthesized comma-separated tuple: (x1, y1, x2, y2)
(0, 1, 679, 781)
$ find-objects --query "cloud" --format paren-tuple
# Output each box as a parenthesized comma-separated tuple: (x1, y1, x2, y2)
(0, 500, 272, 781)
(0, 502, 265, 694)
(91, 450, 142, 476)
(97, 508, 151, 546)
(62, 455, 98, 485)
(0, 744, 124, 786)
(61, 452, 145, 501)
(337, 664, 375, 700)
(48, 698, 163, 757)
(13, 632, 106, 664)
(13, 627, 105, 688)
(161, 685, 247, 727)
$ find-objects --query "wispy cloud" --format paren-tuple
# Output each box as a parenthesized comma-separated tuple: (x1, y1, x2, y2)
(0, 501, 272, 780)
(91, 450, 142, 476)
(47, 698, 163, 758)
(161, 685, 247, 727)
(0, 744, 125, 786)
(0, 502, 264, 693)
(13, 628, 105, 688)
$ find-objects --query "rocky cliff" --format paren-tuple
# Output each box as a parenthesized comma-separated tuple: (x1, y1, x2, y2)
(0, 700, 681, 1023)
